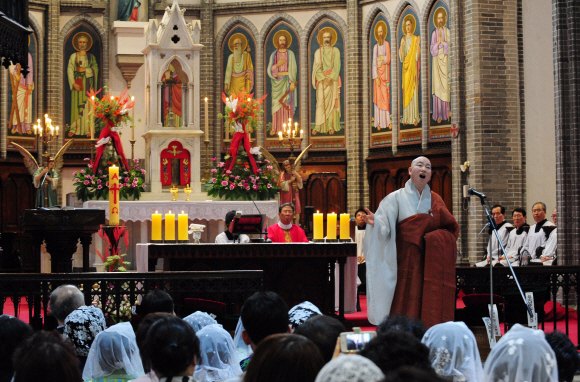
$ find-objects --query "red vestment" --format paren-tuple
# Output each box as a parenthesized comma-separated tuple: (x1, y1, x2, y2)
(390, 192, 459, 328)
(267, 223, 308, 243)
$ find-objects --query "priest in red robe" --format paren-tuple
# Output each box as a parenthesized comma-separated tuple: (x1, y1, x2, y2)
(267, 203, 309, 243)
(363, 156, 458, 327)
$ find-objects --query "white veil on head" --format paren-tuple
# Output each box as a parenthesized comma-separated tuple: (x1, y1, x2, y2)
(193, 324, 242, 382)
(233, 316, 252, 361)
(315, 354, 384, 382)
(288, 301, 322, 331)
(483, 324, 558, 382)
(421, 321, 484, 382)
(183, 311, 218, 332)
(82, 322, 145, 381)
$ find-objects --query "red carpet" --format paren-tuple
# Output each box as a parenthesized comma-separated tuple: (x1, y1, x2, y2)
(344, 296, 376, 331)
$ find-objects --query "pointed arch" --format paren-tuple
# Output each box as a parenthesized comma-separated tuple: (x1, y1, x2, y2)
(157, 54, 192, 83)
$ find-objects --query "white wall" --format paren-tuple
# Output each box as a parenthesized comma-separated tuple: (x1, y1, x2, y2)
(523, 0, 556, 215)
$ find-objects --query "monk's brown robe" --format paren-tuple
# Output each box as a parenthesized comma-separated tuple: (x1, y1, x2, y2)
(391, 192, 459, 328)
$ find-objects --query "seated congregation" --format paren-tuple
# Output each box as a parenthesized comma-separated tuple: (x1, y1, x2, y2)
(1, 285, 578, 382)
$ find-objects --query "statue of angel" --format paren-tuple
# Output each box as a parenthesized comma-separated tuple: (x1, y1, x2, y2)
(260, 144, 311, 224)
(11, 140, 75, 208)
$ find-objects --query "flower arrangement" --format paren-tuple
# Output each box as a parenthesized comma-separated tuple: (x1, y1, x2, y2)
(218, 90, 267, 134)
(205, 148, 280, 201)
(88, 87, 134, 127)
(95, 224, 130, 272)
(206, 91, 279, 200)
(92, 283, 133, 324)
(73, 155, 146, 202)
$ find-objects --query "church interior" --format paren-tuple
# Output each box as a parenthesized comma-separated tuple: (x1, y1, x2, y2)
(1, 0, 580, 374)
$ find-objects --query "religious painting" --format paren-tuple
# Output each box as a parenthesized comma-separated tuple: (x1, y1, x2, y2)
(309, 20, 345, 150)
(398, 7, 422, 145)
(221, 25, 256, 151)
(369, 13, 393, 148)
(63, 23, 103, 152)
(117, 0, 142, 21)
(264, 22, 300, 151)
(160, 140, 191, 187)
(428, 0, 452, 141)
(7, 32, 38, 152)
(161, 59, 187, 127)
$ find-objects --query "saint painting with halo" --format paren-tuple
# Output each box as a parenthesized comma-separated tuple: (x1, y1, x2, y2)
(67, 32, 99, 137)
(267, 29, 298, 136)
(224, 33, 254, 97)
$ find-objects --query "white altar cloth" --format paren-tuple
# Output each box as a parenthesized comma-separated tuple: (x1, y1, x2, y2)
(82, 200, 279, 221)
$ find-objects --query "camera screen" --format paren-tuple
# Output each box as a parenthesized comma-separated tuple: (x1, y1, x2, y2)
(345, 333, 372, 351)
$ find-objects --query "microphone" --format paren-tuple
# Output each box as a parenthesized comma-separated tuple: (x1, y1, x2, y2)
(468, 188, 486, 199)
(478, 222, 490, 235)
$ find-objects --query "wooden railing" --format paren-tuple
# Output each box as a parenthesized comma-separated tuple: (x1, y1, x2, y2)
(0, 271, 263, 329)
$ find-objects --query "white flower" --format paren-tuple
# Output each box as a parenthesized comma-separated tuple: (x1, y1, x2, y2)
(249, 146, 262, 155)
(226, 98, 238, 113)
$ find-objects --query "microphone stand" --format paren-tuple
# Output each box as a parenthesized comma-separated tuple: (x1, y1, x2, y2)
(473, 192, 533, 344)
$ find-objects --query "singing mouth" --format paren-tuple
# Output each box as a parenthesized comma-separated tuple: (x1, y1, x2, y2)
(419, 174, 426, 179)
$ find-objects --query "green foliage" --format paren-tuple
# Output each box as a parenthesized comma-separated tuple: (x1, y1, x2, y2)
(73, 146, 146, 202)
(205, 147, 280, 201)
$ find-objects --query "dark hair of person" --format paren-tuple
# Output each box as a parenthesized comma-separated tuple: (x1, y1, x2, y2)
(533, 202, 547, 212)
(359, 330, 432, 376)
(512, 207, 527, 217)
(244, 334, 325, 382)
(279, 203, 295, 213)
(355, 208, 367, 217)
(144, 315, 200, 377)
(49, 284, 85, 323)
(241, 291, 289, 345)
(544, 331, 580, 382)
(225, 210, 237, 226)
(136, 312, 173, 373)
(294, 315, 346, 363)
(0, 316, 32, 382)
(382, 366, 446, 382)
(376, 315, 426, 341)
(13, 331, 81, 382)
(141, 290, 174, 316)
(491, 205, 505, 215)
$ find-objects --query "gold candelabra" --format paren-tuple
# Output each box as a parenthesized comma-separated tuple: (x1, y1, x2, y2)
(277, 118, 304, 161)
(200, 139, 211, 184)
(33, 114, 59, 164)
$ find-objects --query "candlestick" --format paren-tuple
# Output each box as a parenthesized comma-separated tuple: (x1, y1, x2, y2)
(178, 211, 189, 241)
(300, 129, 304, 138)
(313, 211, 324, 240)
(327, 213, 337, 240)
(131, 96, 135, 141)
(108, 165, 120, 226)
(91, 96, 95, 139)
(165, 210, 176, 241)
(152, 210, 162, 241)
(204, 97, 209, 141)
(278, 131, 283, 141)
(340, 213, 350, 240)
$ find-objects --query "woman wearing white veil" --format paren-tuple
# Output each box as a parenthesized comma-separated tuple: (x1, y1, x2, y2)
(184, 311, 219, 332)
(483, 324, 558, 382)
(83, 323, 145, 382)
(194, 324, 242, 382)
(421, 321, 483, 381)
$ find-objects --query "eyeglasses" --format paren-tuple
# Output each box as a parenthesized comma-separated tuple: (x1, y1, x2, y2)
(551, 215, 557, 218)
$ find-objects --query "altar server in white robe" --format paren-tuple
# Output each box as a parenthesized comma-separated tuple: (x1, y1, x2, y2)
(475, 205, 512, 267)
(215, 210, 250, 244)
(540, 208, 557, 265)
(520, 202, 554, 264)
(499, 207, 529, 266)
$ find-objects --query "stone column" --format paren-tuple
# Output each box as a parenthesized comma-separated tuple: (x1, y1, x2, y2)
(553, 0, 580, 265)
(200, 0, 215, 168)
(345, 0, 363, 214)
(461, 0, 525, 262)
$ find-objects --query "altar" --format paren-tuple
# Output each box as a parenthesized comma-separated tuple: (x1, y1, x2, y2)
(82, 200, 279, 269)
